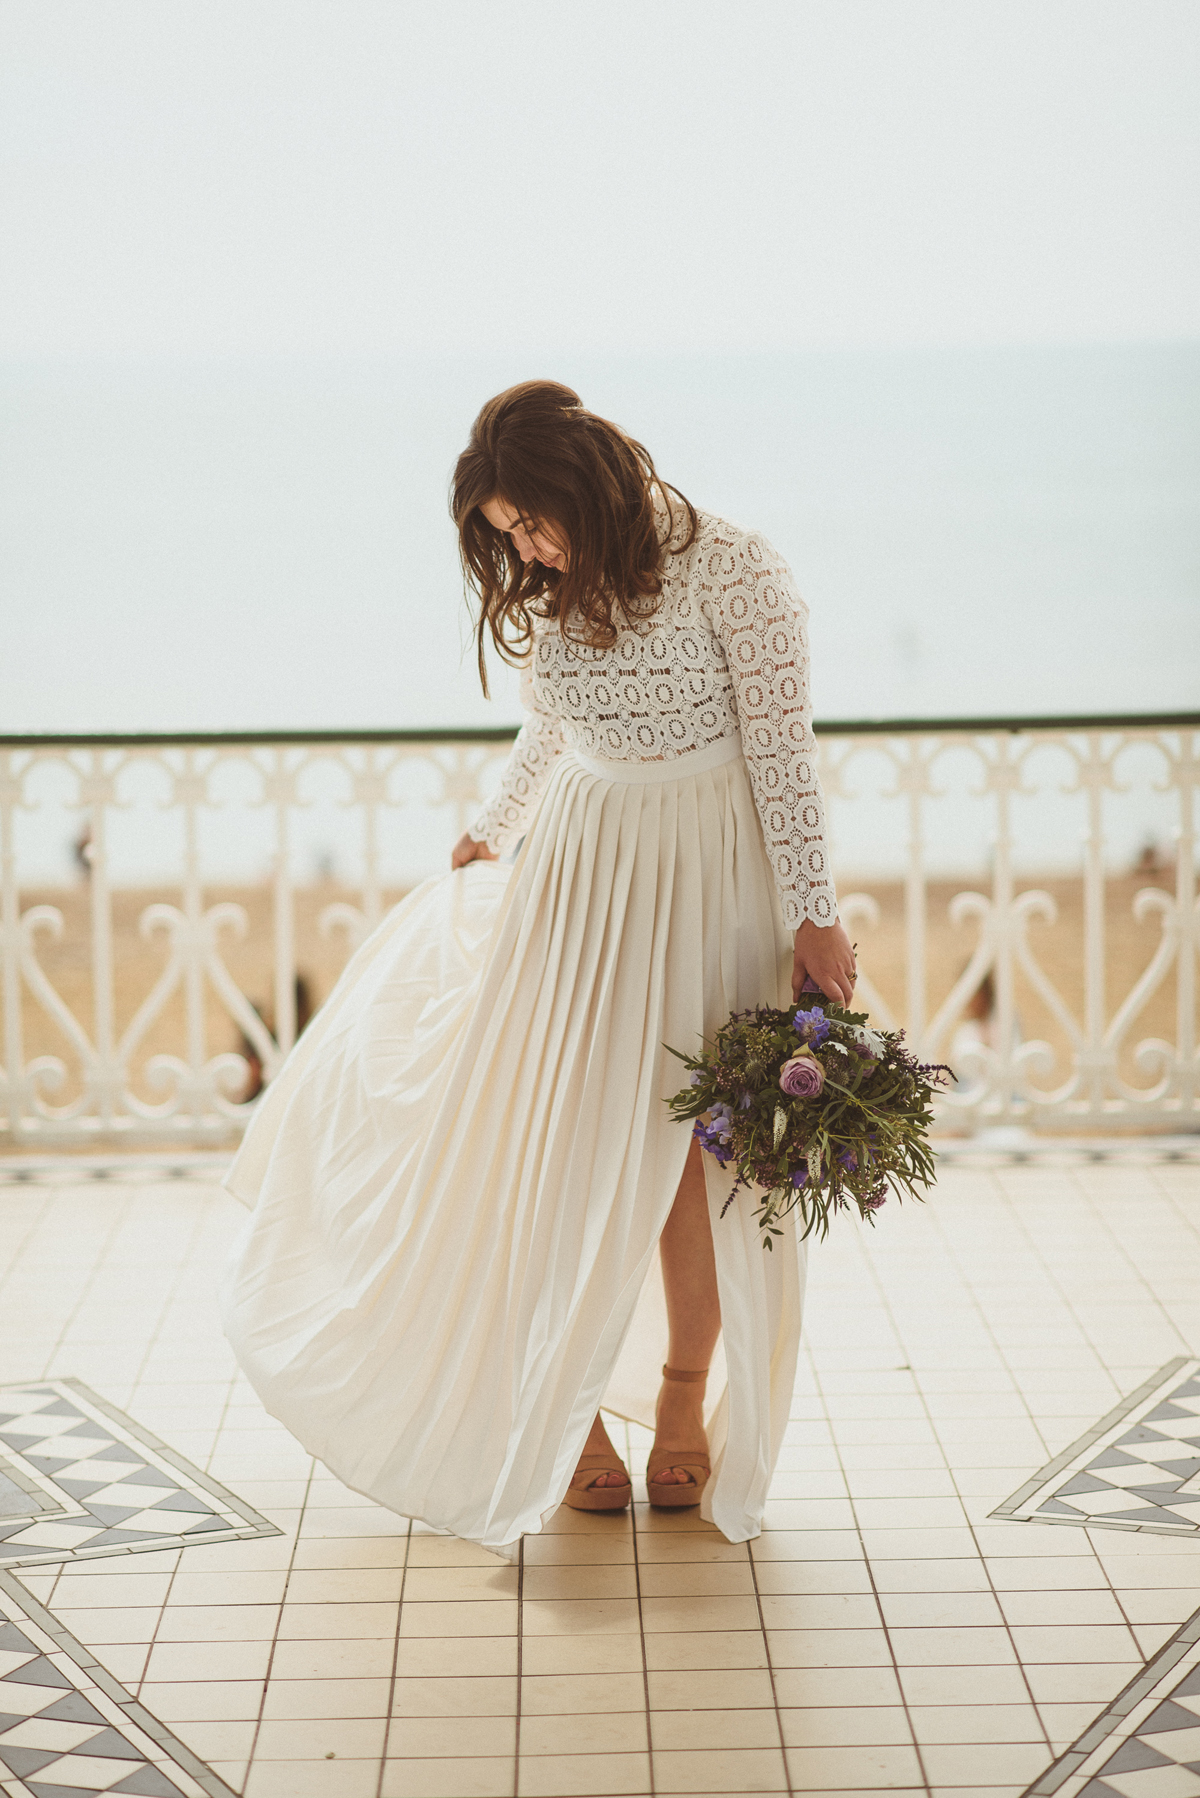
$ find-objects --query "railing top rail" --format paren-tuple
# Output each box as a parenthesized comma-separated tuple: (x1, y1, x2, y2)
(817, 710, 1200, 736)
(1, 711, 1197, 750)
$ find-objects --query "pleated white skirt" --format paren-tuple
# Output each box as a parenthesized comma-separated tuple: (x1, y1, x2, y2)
(221, 737, 808, 1558)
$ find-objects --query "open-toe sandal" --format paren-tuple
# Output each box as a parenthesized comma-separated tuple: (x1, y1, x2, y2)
(563, 1452, 632, 1512)
(646, 1364, 711, 1509)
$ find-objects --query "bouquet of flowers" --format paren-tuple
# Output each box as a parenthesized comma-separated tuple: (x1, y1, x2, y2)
(666, 987, 948, 1247)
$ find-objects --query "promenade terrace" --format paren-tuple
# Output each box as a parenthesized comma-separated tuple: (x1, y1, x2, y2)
(1, 713, 1197, 1798)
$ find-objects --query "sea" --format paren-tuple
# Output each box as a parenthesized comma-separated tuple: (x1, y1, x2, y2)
(2, 343, 1197, 882)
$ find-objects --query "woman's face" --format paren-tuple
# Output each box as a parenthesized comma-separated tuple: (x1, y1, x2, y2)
(481, 497, 567, 572)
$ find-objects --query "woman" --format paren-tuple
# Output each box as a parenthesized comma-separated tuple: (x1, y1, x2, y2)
(221, 380, 855, 1558)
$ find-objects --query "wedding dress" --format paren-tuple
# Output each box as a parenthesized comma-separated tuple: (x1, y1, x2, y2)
(221, 507, 837, 1559)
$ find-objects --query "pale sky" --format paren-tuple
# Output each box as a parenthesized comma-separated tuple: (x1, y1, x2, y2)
(1, 0, 1198, 358)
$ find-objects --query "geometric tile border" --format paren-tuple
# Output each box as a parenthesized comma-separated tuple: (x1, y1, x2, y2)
(0, 1156, 236, 1187)
(0, 1568, 238, 1798)
(0, 1381, 281, 1569)
(934, 1135, 1200, 1169)
(993, 1357, 1200, 1537)
(1022, 1605, 1200, 1795)
(2, 1138, 1199, 1186)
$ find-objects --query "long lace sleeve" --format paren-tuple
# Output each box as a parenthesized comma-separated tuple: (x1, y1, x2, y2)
(701, 528, 838, 928)
(469, 661, 567, 854)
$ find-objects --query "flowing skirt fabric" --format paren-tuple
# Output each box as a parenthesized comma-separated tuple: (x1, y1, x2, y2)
(221, 741, 808, 1558)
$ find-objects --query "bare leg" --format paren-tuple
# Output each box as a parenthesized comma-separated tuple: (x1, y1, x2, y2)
(652, 1137, 721, 1486)
(573, 1139, 720, 1491)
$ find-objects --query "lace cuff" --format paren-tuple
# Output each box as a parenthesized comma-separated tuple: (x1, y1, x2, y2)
(704, 529, 838, 929)
(469, 666, 567, 854)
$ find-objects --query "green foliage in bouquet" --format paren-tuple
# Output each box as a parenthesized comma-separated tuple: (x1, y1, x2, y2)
(666, 998, 949, 1247)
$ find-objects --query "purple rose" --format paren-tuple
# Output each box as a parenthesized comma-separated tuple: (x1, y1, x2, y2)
(779, 1054, 825, 1098)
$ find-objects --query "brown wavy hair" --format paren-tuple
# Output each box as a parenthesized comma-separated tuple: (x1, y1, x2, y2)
(452, 379, 698, 694)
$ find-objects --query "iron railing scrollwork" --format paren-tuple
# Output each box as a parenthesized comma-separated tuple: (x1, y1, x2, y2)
(0, 716, 1196, 1145)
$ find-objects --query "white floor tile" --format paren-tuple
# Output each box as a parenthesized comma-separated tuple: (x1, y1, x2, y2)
(2, 1150, 1197, 1798)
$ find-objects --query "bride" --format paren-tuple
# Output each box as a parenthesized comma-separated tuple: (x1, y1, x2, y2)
(221, 379, 856, 1558)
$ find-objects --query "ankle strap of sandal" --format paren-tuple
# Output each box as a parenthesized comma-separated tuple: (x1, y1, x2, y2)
(662, 1364, 709, 1383)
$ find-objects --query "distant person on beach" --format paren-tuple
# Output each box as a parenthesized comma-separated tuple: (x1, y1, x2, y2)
(221, 380, 854, 1557)
(72, 823, 93, 879)
(1133, 839, 1173, 882)
(237, 976, 314, 1103)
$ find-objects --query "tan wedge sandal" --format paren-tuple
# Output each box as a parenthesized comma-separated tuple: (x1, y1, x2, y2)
(646, 1364, 711, 1509)
(563, 1451, 632, 1512)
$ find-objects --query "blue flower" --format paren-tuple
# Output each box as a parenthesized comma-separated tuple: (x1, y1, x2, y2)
(790, 1161, 809, 1189)
(793, 1006, 830, 1047)
(693, 1115, 734, 1167)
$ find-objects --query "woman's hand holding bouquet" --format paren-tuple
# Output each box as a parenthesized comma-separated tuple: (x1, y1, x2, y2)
(791, 916, 857, 1005)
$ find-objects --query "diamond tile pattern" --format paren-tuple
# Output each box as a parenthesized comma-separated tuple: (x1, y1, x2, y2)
(996, 1357, 1200, 1536)
(1027, 1611, 1200, 1795)
(0, 1570, 234, 1798)
(0, 1381, 280, 1569)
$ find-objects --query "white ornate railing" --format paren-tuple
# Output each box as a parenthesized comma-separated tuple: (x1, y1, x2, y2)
(1, 715, 1196, 1146)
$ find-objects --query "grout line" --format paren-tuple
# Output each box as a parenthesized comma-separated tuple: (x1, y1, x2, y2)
(0, 1184, 52, 1314)
(745, 1537, 793, 1798)
(845, 1187, 1059, 1765)
(375, 1514, 413, 1798)
(956, 1538, 1055, 1762)
(127, 1187, 210, 1397)
(879, 1292, 1061, 1754)
(242, 1450, 317, 1781)
(513, 1533, 524, 1798)
(132, 1543, 182, 1701)
(919, 1171, 1062, 1469)
(38, 1185, 134, 1381)
(806, 1337, 934, 1798)
(860, 1171, 1100, 1762)
(626, 1419, 655, 1798)
(1151, 1160, 1200, 1273)
(201, 1247, 248, 1489)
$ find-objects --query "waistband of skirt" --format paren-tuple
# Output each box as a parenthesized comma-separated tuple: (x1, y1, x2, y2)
(569, 734, 743, 784)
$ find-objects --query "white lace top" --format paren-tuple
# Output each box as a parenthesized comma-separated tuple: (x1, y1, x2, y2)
(470, 509, 837, 928)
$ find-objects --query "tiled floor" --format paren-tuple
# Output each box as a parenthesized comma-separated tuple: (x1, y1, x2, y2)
(1, 1147, 1199, 1798)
